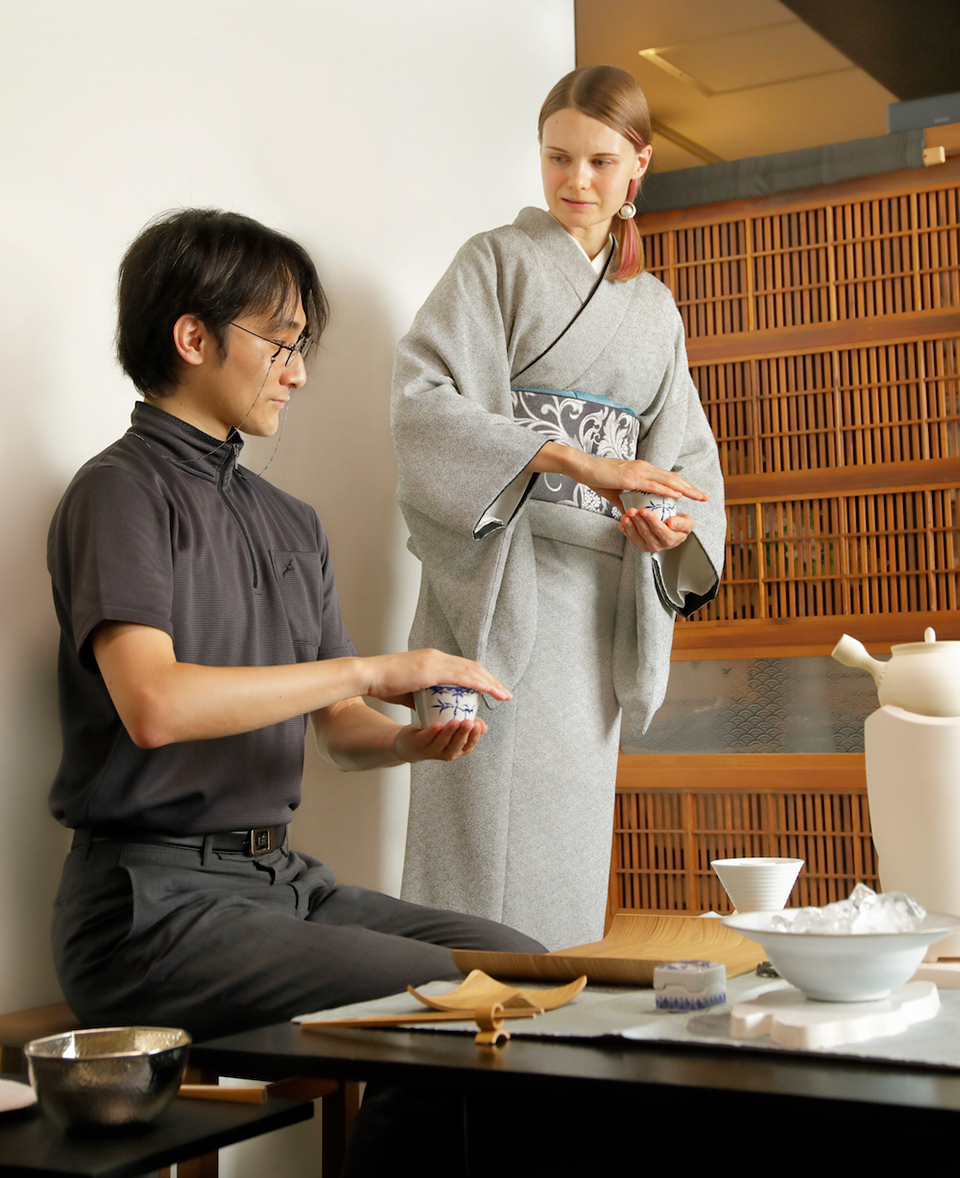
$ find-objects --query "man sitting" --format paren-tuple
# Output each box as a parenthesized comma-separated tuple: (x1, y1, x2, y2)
(47, 206, 542, 1047)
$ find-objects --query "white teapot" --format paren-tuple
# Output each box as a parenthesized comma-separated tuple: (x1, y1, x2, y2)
(832, 628, 960, 717)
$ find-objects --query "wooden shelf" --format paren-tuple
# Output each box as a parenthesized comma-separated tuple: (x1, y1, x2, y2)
(672, 610, 960, 660)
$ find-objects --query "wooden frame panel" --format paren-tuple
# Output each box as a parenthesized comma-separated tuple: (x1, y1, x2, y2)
(609, 754, 877, 917)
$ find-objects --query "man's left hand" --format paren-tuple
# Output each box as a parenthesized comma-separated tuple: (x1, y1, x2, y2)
(395, 719, 487, 763)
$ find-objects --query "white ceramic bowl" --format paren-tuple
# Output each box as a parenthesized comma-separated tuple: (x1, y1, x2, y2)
(414, 685, 480, 728)
(620, 490, 678, 522)
(723, 910, 960, 1002)
(711, 857, 804, 912)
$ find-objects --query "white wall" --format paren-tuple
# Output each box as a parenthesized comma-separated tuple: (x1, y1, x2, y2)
(1, 0, 572, 1170)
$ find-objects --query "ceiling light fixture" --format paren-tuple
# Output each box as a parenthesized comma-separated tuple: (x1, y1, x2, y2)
(639, 19, 855, 98)
(649, 119, 724, 165)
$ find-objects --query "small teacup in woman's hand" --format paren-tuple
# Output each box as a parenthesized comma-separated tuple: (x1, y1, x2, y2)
(620, 490, 678, 522)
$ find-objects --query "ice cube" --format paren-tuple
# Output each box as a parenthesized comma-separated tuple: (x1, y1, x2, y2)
(768, 884, 926, 934)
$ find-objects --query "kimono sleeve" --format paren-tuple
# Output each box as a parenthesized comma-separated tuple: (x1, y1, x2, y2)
(49, 463, 175, 671)
(391, 234, 549, 540)
(638, 314, 725, 618)
(652, 438, 723, 617)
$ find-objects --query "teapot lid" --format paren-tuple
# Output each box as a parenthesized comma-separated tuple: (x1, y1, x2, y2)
(892, 627, 960, 654)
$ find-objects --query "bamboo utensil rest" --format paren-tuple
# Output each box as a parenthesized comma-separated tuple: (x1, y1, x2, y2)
(300, 971, 588, 1047)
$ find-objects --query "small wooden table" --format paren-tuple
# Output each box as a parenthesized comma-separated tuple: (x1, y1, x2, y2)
(0, 1078, 311, 1178)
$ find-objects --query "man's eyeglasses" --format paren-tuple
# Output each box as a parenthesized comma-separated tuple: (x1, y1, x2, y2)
(230, 322, 314, 367)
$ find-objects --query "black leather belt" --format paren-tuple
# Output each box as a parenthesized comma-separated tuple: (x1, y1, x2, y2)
(75, 825, 287, 856)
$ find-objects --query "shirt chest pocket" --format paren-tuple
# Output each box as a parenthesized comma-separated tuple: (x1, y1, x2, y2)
(271, 551, 324, 661)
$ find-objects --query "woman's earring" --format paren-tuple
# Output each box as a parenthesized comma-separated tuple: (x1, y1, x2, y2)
(617, 202, 637, 220)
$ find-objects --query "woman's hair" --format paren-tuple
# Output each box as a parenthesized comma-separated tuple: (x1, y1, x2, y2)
(538, 65, 651, 282)
(117, 208, 328, 397)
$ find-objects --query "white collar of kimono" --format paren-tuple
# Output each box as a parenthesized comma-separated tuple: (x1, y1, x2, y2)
(570, 233, 613, 274)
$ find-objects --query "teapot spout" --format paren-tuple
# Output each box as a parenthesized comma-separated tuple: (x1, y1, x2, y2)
(832, 634, 886, 685)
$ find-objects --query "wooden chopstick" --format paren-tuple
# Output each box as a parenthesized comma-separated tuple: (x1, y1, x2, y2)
(179, 1084, 267, 1104)
(300, 1006, 543, 1031)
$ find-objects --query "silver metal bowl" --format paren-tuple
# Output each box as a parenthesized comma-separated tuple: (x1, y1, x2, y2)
(25, 1026, 191, 1130)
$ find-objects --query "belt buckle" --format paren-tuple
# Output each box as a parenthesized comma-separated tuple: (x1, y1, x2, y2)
(248, 827, 276, 856)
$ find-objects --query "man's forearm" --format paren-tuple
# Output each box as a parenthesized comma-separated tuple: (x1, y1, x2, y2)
(312, 697, 407, 770)
(95, 623, 375, 747)
(93, 622, 508, 750)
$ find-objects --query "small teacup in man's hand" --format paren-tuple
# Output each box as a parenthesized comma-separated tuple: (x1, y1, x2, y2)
(414, 685, 480, 728)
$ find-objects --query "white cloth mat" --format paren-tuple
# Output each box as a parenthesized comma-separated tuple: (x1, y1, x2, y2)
(295, 972, 960, 1070)
(0, 1077, 37, 1114)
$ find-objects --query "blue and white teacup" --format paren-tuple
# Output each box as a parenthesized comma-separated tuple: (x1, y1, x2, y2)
(414, 685, 480, 728)
(620, 490, 678, 523)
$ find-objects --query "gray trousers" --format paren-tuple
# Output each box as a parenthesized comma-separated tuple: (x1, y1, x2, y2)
(53, 832, 545, 1041)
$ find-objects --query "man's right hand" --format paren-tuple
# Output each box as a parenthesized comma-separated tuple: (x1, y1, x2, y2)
(359, 648, 511, 709)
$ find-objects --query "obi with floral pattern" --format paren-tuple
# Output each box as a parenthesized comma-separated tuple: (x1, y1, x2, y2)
(511, 386, 639, 519)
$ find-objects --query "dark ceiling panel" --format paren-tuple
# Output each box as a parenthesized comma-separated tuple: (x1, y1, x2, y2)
(781, 0, 960, 100)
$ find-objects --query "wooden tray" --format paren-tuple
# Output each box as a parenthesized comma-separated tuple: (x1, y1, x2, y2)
(452, 913, 766, 986)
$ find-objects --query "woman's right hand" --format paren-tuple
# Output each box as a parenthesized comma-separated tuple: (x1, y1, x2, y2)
(528, 443, 708, 514)
(585, 456, 709, 515)
(360, 649, 512, 709)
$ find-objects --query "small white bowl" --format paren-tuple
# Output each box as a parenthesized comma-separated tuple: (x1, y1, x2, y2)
(414, 685, 480, 728)
(723, 910, 960, 1002)
(620, 490, 678, 522)
(712, 857, 803, 912)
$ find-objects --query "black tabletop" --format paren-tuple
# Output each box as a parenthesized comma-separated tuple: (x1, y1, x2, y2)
(188, 1021, 960, 1168)
(0, 1079, 312, 1178)
(189, 1017, 960, 1108)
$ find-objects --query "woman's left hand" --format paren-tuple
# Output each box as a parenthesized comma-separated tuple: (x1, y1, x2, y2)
(619, 509, 695, 553)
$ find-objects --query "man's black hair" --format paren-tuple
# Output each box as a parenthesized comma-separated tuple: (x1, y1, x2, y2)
(117, 208, 328, 397)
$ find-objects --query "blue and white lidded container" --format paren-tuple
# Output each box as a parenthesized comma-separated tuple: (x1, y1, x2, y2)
(653, 960, 726, 1011)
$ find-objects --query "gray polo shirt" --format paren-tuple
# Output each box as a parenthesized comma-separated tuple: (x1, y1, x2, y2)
(47, 402, 356, 834)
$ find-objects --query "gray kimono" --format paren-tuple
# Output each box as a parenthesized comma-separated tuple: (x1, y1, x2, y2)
(392, 207, 724, 949)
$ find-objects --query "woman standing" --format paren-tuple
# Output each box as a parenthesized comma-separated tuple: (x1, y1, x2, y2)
(391, 66, 724, 950)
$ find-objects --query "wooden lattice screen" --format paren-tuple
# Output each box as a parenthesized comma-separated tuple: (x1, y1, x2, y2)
(608, 142, 960, 918)
(637, 146, 960, 659)
(610, 754, 878, 918)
